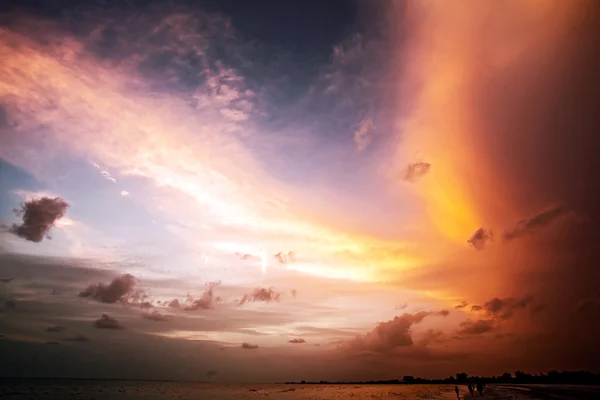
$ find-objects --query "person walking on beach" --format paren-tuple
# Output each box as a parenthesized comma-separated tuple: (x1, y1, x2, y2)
(476, 381, 483, 396)
(467, 382, 474, 397)
(454, 385, 460, 399)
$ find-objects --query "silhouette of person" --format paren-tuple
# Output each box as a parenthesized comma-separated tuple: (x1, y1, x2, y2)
(454, 385, 460, 399)
(476, 381, 483, 396)
(467, 382, 474, 397)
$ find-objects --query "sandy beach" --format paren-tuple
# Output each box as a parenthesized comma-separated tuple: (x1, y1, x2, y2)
(1, 380, 598, 400)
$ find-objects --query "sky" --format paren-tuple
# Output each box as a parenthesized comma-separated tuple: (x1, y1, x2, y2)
(1, 0, 600, 382)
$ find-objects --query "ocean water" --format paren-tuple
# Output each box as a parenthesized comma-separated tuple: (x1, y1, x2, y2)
(1, 380, 598, 399)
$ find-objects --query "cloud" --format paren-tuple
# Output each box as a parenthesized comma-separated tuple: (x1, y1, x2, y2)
(206, 370, 218, 378)
(354, 117, 374, 151)
(183, 281, 220, 311)
(435, 309, 450, 317)
(241, 342, 259, 350)
(467, 227, 493, 250)
(345, 311, 431, 354)
(120, 190, 130, 197)
(457, 319, 495, 335)
(402, 162, 431, 182)
(471, 305, 482, 311)
(100, 170, 117, 183)
(65, 334, 90, 342)
(140, 301, 153, 309)
(141, 311, 171, 322)
(238, 287, 281, 306)
(288, 338, 306, 344)
(0, 278, 15, 283)
(167, 299, 181, 308)
(9, 197, 70, 242)
(503, 206, 570, 241)
(46, 341, 60, 345)
(46, 325, 66, 332)
(482, 296, 532, 319)
(79, 274, 138, 304)
(94, 313, 124, 329)
(394, 302, 408, 310)
(454, 301, 468, 309)
(418, 329, 445, 346)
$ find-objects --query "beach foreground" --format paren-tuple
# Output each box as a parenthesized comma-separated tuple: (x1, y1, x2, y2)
(1, 380, 598, 400)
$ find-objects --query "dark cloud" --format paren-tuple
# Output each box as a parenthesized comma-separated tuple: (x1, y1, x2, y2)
(94, 314, 124, 329)
(9, 197, 69, 242)
(345, 311, 431, 353)
(65, 334, 90, 342)
(288, 338, 306, 344)
(167, 299, 181, 308)
(4, 299, 16, 309)
(183, 281, 220, 311)
(457, 319, 495, 335)
(435, 309, 450, 317)
(241, 342, 259, 350)
(79, 274, 137, 304)
(206, 370, 218, 378)
(141, 311, 170, 322)
(454, 301, 468, 309)
(140, 301, 153, 309)
(482, 296, 532, 319)
(402, 162, 431, 182)
(46, 325, 66, 332)
(0, 278, 15, 283)
(238, 287, 281, 306)
(503, 206, 571, 241)
(467, 227, 493, 250)
(471, 305, 482, 311)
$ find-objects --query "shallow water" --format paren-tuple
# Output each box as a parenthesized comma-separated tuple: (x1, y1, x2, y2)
(1, 380, 598, 399)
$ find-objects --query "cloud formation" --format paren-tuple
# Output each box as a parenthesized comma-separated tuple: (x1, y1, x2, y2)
(503, 206, 570, 241)
(238, 287, 281, 306)
(141, 311, 171, 322)
(402, 162, 431, 182)
(241, 342, 259, 350)
(46, 325, 66, 332)
(454, 301, 468, 309)
(354, 117, 374, 151)
(345, 311, 431, 354)
(94, 314, 124, 329)
(482, 296, 532, 319)
(65, 334, 90, 342)
(457, 319, 495, 335)
(467, 227, 493, 250)
(9, 197, 69, 242)
(183, 281, 220, 311)
(288, 338, 306, 344)
(79, 274, 138, 304)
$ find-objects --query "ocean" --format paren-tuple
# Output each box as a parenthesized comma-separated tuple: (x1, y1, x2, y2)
(1, 380, 599, 399)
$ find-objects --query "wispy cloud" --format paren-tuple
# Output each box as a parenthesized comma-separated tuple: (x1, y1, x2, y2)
(503, 206, 570, 241)
(354, 117, 374, 152)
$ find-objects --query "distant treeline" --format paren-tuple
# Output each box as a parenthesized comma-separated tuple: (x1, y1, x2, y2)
(285, 370, 600, 385)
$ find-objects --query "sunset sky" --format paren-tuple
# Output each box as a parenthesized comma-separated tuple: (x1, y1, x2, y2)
(1, 0, 599, 382)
